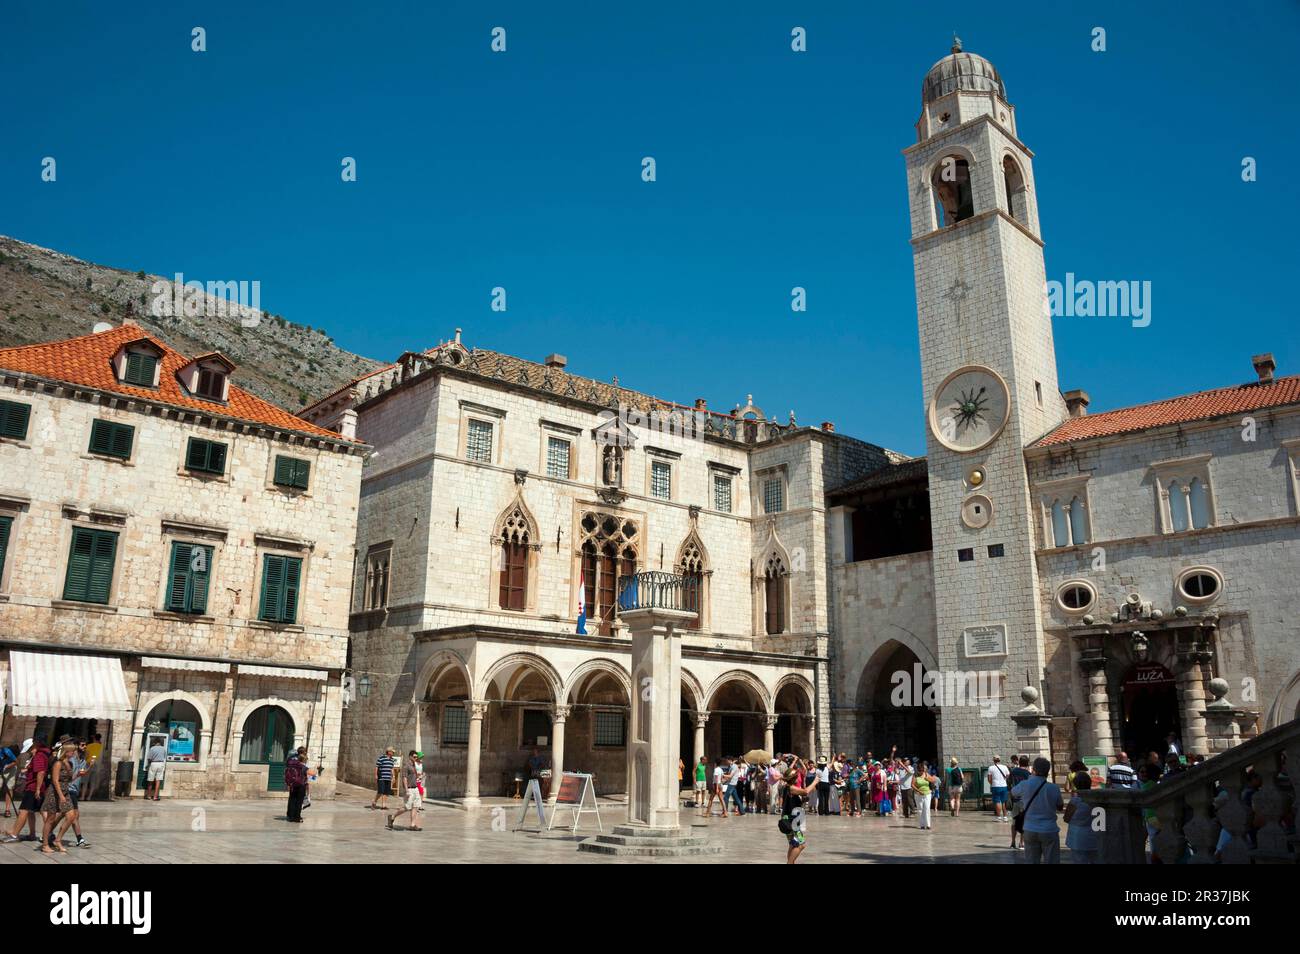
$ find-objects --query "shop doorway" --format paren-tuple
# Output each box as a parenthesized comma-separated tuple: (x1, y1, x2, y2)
(239, 705, 295, 791)
(1120, 663, 1181, 761)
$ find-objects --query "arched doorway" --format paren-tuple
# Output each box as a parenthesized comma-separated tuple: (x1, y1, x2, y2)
(138, 697, 203, 790)
(706, 678, 767, 759)
(240, 705, 295, 791)
(568, 668, 629, 795)
(773, 681, 814, 756)
(1120, 662, 1181, 760)
(859, 642, 938, 763)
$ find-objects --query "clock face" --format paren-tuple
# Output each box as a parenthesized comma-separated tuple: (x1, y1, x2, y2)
(929, 366, 1010, 453)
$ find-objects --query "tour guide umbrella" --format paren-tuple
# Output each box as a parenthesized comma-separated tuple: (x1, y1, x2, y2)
(744, 748, 772, 765)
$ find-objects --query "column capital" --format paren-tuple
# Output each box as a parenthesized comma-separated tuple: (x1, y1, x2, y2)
(694, 710, 710, 729)
(764, 714, 780, 730)
(551, 704, 572, 722)
(468, 700, 489, 719)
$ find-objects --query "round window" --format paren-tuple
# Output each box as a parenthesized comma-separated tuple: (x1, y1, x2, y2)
(1055, 580, 1096, 614)
(1178, 567, 1222, 603)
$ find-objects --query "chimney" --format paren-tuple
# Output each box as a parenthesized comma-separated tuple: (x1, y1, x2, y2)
(1252, 353, 1276, 384)
(454, 328, 462, 346)
(1063, 389, 1090, 418)
(821, 421, 835, 433)
(545, 353, 567, 370)
(694, 398, 708, 411)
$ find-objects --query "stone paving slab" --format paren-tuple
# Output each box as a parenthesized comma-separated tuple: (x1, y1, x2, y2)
(0, 788, 1049, 864)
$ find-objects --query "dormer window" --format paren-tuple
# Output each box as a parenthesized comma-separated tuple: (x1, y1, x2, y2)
(196, 368, 226, 400)
(122, 351, 158, 387)
(180, 353, 235, 403)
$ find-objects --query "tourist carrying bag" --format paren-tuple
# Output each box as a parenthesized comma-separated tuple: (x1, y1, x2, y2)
(1011, 776, 1047, 833)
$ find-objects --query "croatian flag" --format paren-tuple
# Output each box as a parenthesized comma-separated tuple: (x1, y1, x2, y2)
(576, 572, 588, 635)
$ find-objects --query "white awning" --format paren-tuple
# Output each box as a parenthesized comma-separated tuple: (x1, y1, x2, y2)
(7, 650, 132, 719)
(141, 657, 230, 673)
(237, 663, 329, 682)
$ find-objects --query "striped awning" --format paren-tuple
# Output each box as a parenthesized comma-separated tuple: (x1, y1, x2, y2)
(141, 657, 231, 673)
(237, 663, 329, 682)
(7, 650, 132, 719)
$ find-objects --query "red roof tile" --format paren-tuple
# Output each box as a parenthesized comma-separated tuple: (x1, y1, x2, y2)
(1034, 375, 1300, 447)
(0, 324, 348, 441)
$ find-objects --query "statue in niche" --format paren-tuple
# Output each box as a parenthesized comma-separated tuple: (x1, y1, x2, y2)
(602, 444, 623, 488)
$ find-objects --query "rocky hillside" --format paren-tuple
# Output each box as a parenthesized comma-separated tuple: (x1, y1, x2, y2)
(0, 235, 382, 413)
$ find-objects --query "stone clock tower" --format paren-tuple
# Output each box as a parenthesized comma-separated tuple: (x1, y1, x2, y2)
(904, 40, 1068, 759)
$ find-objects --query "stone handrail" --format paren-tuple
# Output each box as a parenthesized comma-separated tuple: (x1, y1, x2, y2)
(1080, 717, 1298, 863)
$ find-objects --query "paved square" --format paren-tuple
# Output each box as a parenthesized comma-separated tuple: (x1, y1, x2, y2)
(0, 785, 1058, 864)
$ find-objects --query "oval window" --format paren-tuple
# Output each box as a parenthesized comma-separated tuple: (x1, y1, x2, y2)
(1056, 581, 1096, 614)
(1178, 568, 1222, 603)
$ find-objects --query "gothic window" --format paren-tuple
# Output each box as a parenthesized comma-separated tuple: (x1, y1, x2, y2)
(763, 553, 788, 635)
(932, 156, 974, 228)
(578, 512, 638, 635)
(1038, 480, 1091, 549)
(1154, 458, 1214, 534)
(363, 545, 391, 611)
(1003, 155, 1028, 223)
(676, 536, 708, 630)
(497, 504, 535, 611)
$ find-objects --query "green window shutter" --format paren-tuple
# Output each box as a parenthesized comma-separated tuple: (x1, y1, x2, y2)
(124, 352, 157, 387)
(88, 531, 117, 604)
(89, 420, 112, 456)
(260, 555, 284, 621)
(63, 529, 94, 601)
(0, 516, 11, 577)
(190, 545, 211, 614)
(281, 557, 302, 623)
(166, 543, 191, 611)
(186, 438, 207, 470)
(63, 528, 116, 604)
(89, 421, 134, 458)
(0, 400, 31, 440)
(274, 456, 310, 490)
(186, 438, 227, 475)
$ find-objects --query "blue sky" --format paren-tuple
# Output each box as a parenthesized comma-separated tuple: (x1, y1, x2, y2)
(3, 2, 1296, 455)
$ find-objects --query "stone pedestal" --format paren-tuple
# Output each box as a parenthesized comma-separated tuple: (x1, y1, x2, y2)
(620, 605, 695, 830)
(1011, 686, 1052, 762)
(1200, 677, 1254, 756)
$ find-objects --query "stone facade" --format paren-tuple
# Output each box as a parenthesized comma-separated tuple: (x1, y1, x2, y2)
(0, 327, 364, 798)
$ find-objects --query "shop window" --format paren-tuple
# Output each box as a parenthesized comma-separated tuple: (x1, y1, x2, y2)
(142, 698, 203, 763)
(240, 705, 294, 764)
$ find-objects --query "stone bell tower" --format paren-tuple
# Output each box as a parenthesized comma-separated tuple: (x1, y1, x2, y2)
(903, 39, 1068, 761)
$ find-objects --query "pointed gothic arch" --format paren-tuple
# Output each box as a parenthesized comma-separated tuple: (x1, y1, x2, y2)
(675, 529, 711, 631)
(755, 530, 792, 636)
(492, 493, 540, 612)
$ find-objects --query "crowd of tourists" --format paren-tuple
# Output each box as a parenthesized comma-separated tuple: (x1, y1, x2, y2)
(0, 736, 93, 853)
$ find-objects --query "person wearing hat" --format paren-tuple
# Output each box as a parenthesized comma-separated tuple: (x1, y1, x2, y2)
(813, 756, 832, 816)
(947, 757, 965, 817)
(371, 746, 397, 810)
(390, 750, 425, 831)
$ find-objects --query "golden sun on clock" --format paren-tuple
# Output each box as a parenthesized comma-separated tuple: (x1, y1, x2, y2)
(929, 365, 1010, 453)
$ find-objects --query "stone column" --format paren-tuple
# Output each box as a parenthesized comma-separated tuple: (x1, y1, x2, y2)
(764, 714, 778, 755)
(1176, 657, 1210, 756)
(807, 719, 817, 761)
(462, 700, 488, 809)
(1082, 661, 1115, 758)
(693, 712, 708, 767)
(548, 704, 570, 803)
(621, 604, 694, 829)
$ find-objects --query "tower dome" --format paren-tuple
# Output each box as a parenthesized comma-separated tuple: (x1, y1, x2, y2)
(921, 37, 1006, 107)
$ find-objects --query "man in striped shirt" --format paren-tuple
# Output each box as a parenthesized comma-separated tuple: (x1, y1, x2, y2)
(1106, 752, 1138, 789)
(371, 747, 397, 810)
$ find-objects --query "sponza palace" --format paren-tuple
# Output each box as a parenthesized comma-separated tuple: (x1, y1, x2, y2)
(0, 43, 1297, 800)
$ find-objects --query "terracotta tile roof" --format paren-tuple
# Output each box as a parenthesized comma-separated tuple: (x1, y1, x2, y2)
(0, 324, 349, 441)
(1034, 375, 1300, 447)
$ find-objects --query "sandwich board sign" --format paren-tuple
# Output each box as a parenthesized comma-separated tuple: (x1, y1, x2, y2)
(514, 779, 546, 831)
(546, 772, 601, 833)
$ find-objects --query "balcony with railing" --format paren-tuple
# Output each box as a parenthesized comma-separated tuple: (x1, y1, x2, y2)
(617, 571, 700, 615)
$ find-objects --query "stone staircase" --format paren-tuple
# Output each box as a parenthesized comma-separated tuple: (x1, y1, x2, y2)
(578, 824, 722, 857)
